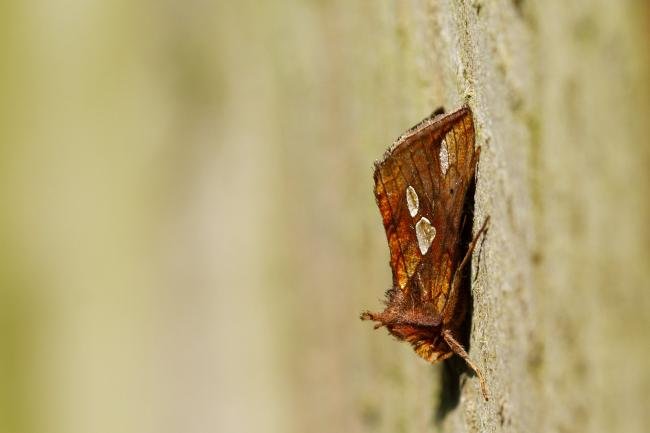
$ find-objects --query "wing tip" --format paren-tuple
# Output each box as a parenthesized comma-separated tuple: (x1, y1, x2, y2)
(376, 106, 474, 167)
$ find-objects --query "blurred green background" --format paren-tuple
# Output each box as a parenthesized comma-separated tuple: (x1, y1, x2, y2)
(0, 2, 404, 432)
(0, 1, 649, 433)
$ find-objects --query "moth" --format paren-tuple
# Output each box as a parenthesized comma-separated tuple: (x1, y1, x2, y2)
(361, 106, 490, 400)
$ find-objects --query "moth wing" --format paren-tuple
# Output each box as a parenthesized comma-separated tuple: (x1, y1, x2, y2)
(373, 153, 424, 293)
(373, 107, 478, 315)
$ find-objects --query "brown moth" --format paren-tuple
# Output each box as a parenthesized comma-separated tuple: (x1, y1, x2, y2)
(361, 106, 490, 400)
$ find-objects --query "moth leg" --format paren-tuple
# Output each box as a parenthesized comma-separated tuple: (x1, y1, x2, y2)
(445, 216, 491, 321)
(442, 329, 489, 400)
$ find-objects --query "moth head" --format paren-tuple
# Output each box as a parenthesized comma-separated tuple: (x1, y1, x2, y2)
(361, 310, 449, 363)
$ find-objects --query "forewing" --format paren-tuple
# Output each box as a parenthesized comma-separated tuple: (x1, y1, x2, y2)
(373, 107, 478, 314)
